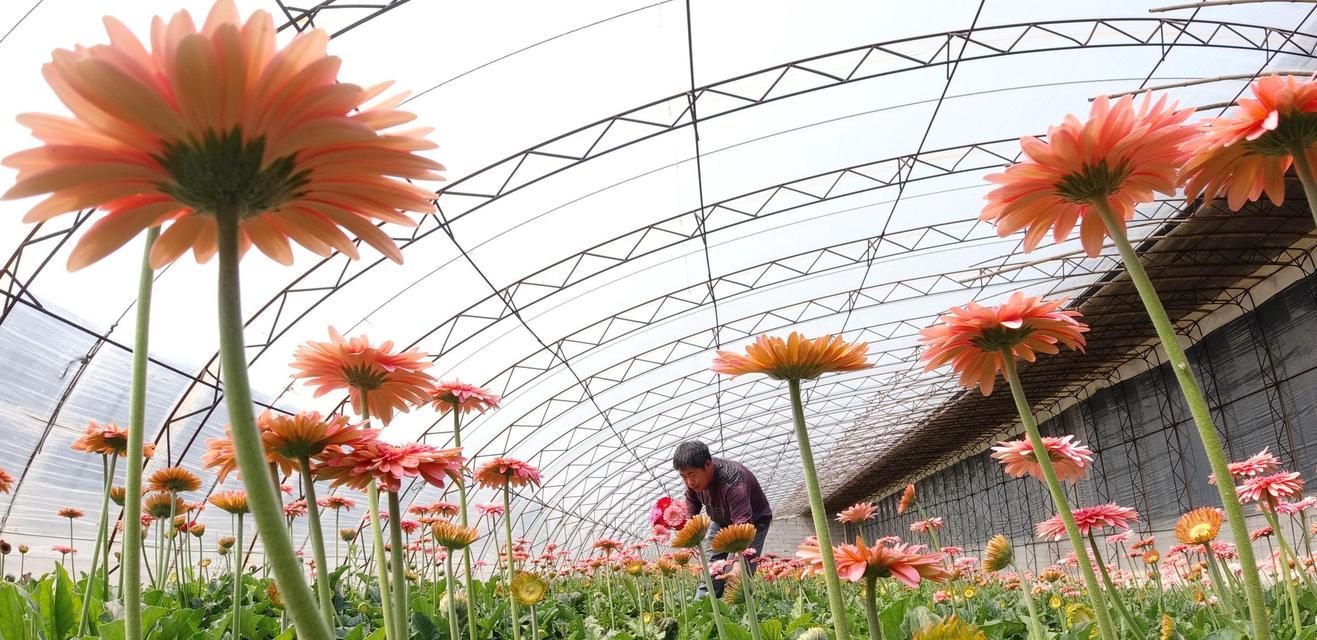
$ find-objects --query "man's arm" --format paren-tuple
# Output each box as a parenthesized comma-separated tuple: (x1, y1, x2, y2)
(685, 486, 703, 518)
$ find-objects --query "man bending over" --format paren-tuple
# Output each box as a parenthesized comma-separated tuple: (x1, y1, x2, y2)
(672, 440, 772, 597)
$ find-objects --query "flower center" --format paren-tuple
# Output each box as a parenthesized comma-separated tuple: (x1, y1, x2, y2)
(1054, 159, 1134, 204)
(1189, 523, 1212, 541)
(342, 363, 388, 391)
(155, 128, 309, 215)
(1242, 111, 1317, 157)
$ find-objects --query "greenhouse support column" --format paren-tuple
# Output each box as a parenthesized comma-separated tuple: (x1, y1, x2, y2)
(1093, 201, 1270, 640)
(787, 378, 852, 640)
(123, 227, 158, 640)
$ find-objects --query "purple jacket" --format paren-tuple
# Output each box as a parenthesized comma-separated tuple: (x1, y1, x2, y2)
(685, 458, 772, 527)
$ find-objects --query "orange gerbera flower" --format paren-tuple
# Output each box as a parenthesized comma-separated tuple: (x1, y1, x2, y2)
(143, 492, 187, 519)
(431, 520, 479, 550)
(148, 466, 201, 493)
(1181, 75, 1317, 209)
(71, 421, 130, 456)
(833, 538, 950, 587)
(58, 507, 84, 520)
(897, 484, 916, 515)
(209, 490, 249, 515)
(474, 457, 542, 489)
(1174, 507, 1223, 545)
(836, 501, 877, 524)
(710, 523, 757, 554)
(259, 409, 376, 463)
(982, 93, 1195, 257)
(670, 515, 711, 549)
(429, 380, 501, 415)
(290, 327, 433, 425)
(1, 0, 443, 271)
(919, 293, 1087, 395)
(711, 332, 871, 381)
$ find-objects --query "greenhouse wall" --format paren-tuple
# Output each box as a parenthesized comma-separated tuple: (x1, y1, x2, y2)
(856, 269, 1317, 570)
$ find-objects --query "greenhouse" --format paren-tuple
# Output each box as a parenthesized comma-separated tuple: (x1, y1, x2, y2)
(0, 0, 1315, 638)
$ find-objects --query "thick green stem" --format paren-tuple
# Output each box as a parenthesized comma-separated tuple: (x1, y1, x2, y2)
(452, 411, 479, 640)
(1012, 561, 1046, 640)
(1086, 533, 1144, 636)
(232, 514, 244, 640)
(787, 378, 852, 640)
(1001, 354, 1118, 640)
(503, 486, 523, 640)
(216, 213, 331, 640)
(696, 543, 728, 640)
(387, 491, 409, 637)
(1201, 542, 1237, 618)
(367, 484, 395, 640)
(862, 575, 882, 640)
(445, 551, 460, 640)
(1264, 505, 1310, 631)
(298, 457, 336, 628)
(78, 455, 116, 636)
(123, 227, 157, 640)
(1093, 200, 1271, 640)
(738, 556, 763, 640)
(1289, 142, 1317, 228)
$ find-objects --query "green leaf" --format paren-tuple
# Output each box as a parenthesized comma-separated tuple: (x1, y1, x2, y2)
(341, 625, 365, 640)
(38, 564, 79, 640)
(1200, 630, 1245, 640)
(880, 597, 907, 640)
(364, 629, 387, 640)
(761, 617, 784, 640)
(273, 629, 295, 640)
(0, 581, 34, 640)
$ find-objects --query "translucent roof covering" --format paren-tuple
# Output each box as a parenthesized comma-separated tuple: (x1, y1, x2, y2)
(1, 0, 1316, 568)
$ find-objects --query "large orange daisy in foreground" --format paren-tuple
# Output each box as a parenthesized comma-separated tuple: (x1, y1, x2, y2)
(1, 0, 443, 270)
(982, 93, 1195, 257)
(1181, 75, 1317, 209)
(919, 292, 1087, 395)
(290, 327, 433, 424)
(711, 332, 871, 381)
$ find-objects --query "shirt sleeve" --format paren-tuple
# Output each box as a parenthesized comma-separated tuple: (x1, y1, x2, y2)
(685, 486, 703, 517)
(725, 483, 753, 524)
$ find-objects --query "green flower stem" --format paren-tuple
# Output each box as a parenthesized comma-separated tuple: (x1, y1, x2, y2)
(78, 454, 117, 636)
(367, 484, 395, 640)
(1092, 200, 1271, 640)
(530, 605, 539, 640)
(635, 576, 648, 636)
(444, 550, 460, 640)
(602, 563, 615, 629)
(1264, 503, 1317, 607)
(386, 491, 409, 637)
(787, 378, 852, 640)
(298, 457, 336, 628)
(862, 575, 883, 640)
(123, 227, 156, 640)
(1000, 353, 1117, 640)
(737, 555, 764, 640)
(1085, 533, 1145, 636)
(232, 514, 244, 640)
(1200, 543, 1236, 618)
(1289, 142, 1317, 228)
(1012, 561, 1046, 640)
(503, 485, 523, 640)
(215, 211, 332, 640)
(695, 542, 728, 640)
(451, 411, 479, 640)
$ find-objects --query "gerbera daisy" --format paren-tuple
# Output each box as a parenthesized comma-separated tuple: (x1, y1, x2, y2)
(209, 490, 250, 515)
(913, 616, 986, 640)
(897, 484, 917, 514)
(58, 507, 83, 520)
(981, 534, 1013, 572)
(0, 469, 12, 494)
(429, 380, 501, 414)
(1174, 507, 1223, 545)
(430, 501, 460, 517)
(833, 539, 950, 587)
(1236, 471, 1305, 504)
(283, 499, 308, 519)
(431, 520, 478, 550)
(474, 457, 541, 489)
(71, 421, 131, 456)
(147, 466, 201, 493)
(711, 332, 870, 381)
(710, 523, 757, 554)
(920, 293, 1087, 395)
(1209, 447, 1282, 484)
(315, 440, 464, 492)
(259, 410, 376, 464)
(910, 517, 943, 534)
(1036, 504, 1138, 540)
(290, 327, 433, 425)
(317, 495, 356, 511)
(510, 571, 547, 606)
(836, 501, 877, 524)
(991, 435, 1093, 482)
(0, 0, 443, 272)
(339, 528, 358, 542)
(475, 503, 504, 518)
(1250, 526, 1274, 541)
(143, 492, 186, 519)
(981, 93, 1195, 257)
(1180, 75, 1317, 211)
(669, 515, 711, 549)
(51, 545, 75, 556)
(1275, 496, 1317, 515)
(109, 486, 126, 506)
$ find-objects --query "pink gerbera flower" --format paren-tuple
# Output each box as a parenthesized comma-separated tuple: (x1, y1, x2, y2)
(836, 501, 878, 524)
(1236, 472, 1304, 504)
(1209, 447, 1282, 484)
(316, 440, 465, 493)
(1036, 504, 1139, 540)
(475, 503, 505, 518)
(474, 457, 541, 489)
(429, 380, 501, 414)
(991, 435, 1093, 482)
(910, 517, 944, 534)
(833, 538, 950, 588)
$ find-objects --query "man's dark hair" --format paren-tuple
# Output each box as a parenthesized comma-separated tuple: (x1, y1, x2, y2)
(672, 441, 713, 470)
